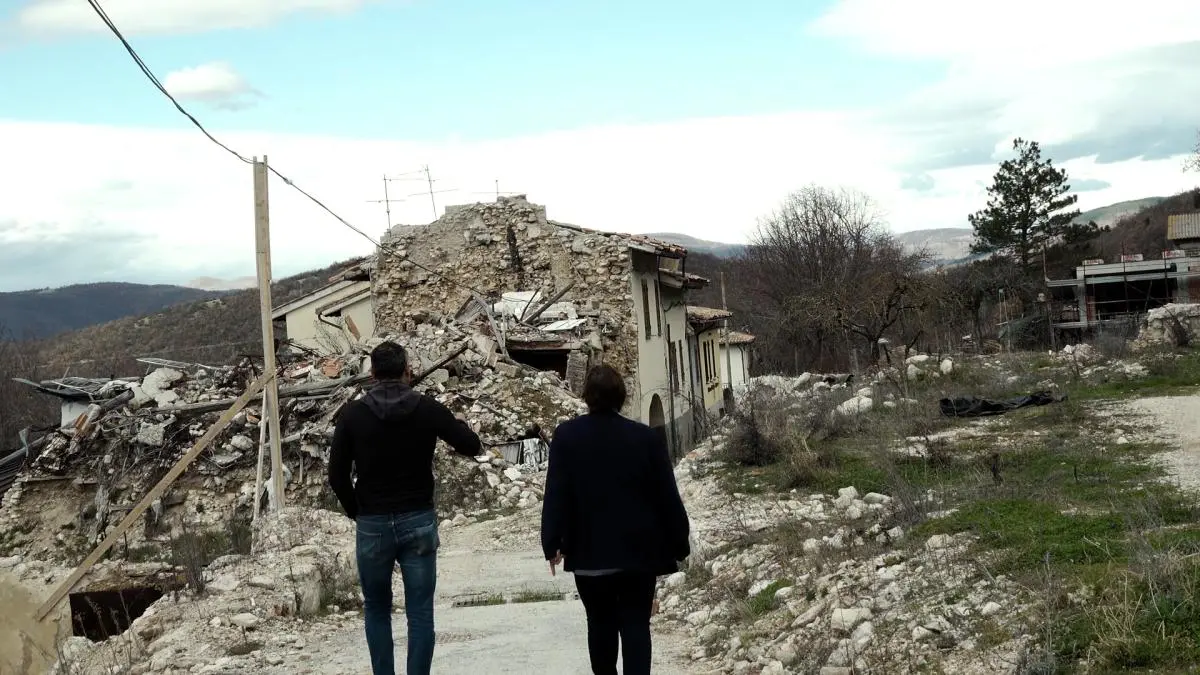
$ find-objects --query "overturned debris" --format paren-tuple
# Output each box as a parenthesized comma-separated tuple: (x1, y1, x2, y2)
(938, 391, 1067, 418)
(1, 325, 585, 566)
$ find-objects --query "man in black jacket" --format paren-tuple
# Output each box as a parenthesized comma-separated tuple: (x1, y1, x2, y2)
(541, 364, 690, 675)
(328, 341, 481, 675)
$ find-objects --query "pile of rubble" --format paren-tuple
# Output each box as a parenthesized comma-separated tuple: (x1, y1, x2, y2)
(1134, 303, 1200, 349)
(741, 354, 955, 419)
(0, 320, 586, 566)
(657, 435, 1032, 674)
(374, 196, 654, 382)
(48, 507, 362, 675)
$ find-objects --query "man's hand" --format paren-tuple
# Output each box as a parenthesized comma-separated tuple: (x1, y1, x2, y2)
(548, 551, 563, 576)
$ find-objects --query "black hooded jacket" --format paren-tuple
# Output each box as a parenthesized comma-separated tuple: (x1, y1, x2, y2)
(328, 381, 481, 519)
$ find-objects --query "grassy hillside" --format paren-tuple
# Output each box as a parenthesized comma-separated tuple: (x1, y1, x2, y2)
(1074, 196, 1168, 228)
(31, 258, 366, 378)
(1048, 188, 1200, 276)
(0, 283, 223, 340)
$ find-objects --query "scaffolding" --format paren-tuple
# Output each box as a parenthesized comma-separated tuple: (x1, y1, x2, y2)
(1047, 254, 1200, 334)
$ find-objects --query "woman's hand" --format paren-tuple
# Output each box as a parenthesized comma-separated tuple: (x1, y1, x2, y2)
(548, 551, 563, 576)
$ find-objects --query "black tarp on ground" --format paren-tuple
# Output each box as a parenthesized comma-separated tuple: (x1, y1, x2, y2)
(939, 391, 1067, 418)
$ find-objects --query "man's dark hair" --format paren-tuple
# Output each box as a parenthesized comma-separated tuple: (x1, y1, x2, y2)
(582, 364, 626, 413)
(370, 341, 409, 380)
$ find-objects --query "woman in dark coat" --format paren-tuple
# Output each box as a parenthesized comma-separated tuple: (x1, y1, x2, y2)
(540, 364, 691, 675)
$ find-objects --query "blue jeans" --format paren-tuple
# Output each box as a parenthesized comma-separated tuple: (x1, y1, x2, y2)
(355, 510, 440, 675)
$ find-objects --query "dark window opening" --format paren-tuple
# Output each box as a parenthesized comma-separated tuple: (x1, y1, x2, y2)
(641, 280, 652, 339)
(1089, 278, 1176, 322)
(508, 348, 570, 379)
(654, 282, 663, 336)
(71, 586, 164, 642)
(669, 341, 679, 393)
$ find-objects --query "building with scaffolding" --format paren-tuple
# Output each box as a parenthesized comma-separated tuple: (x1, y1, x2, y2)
(1047, 212, 1200, 335)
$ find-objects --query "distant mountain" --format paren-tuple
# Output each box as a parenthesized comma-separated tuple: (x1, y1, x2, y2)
(186, 276, 258, 291)
(30, 259, 365, 377)
(647, 233, 746, 258)
(896, 197, 1172, 265)
(894, 228, 976, 264)
(0, 283, 223, 340)
(1074, 197, 1167, 228)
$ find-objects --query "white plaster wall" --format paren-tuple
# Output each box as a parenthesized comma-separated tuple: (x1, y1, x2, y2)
(340, 296, 377, 342)
(282, 281, 372, 354)
(720, 344, 750, 388)
(630, 259, 669, 424)
(696, 328, 724, 412)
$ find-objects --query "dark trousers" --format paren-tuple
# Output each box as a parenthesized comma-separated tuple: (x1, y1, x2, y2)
(574, 572, 657, 675)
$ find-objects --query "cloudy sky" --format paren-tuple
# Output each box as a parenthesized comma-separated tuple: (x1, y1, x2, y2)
(1, 0, 1198, 292)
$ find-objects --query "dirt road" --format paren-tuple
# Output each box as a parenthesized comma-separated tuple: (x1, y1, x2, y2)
(263, 511, 695, 674)
(1125, 393, 1200, 494)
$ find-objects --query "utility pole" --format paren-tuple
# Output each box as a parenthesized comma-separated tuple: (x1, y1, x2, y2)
(423, 165, 438, 220)
(252, 156, 285, 515)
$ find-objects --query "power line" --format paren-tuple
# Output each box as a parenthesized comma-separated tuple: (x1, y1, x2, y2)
(84, 0, 490, 299)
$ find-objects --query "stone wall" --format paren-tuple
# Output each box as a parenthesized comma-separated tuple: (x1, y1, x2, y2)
(373, 195, 642, 386)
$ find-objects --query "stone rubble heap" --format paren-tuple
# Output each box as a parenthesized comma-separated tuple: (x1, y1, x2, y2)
(48, 508, 365, 675)
(656, 435, 1033, 674)
(742, 354, 955, 420)
(1134, 302, 1200, 349)
(374, 195, 654, 381)
(1, 323, 586, 565)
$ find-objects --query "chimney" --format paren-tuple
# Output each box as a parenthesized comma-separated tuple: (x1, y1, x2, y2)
(1193, 190, 1200, 210)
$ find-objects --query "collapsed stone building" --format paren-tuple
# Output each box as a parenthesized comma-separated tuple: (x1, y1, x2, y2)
(0, 195, 745, 670)
(370, 195, 721, 456)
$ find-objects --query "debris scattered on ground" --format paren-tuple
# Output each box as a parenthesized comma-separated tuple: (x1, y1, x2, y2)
(939, 391, 1067, 417)
(1, 312, 588, 567)
(655, 432, 1033, 674)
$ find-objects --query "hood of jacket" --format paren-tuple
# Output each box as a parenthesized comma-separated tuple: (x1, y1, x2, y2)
(362, 381, 422, 420)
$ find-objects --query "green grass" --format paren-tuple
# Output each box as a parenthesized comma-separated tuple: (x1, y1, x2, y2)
(453, 592, 505, 607)
(1071, 349, 1200, 401)
(744, 578, 791, 618)
(512, 588, 563, 604)
(712, 349, 1200, 671)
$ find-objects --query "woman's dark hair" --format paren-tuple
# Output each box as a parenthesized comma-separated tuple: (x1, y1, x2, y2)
(370, 341, 409, 380)
(582, 364, 626, 413)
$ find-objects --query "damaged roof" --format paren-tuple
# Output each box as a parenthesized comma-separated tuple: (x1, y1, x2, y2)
(13, 376, 132, 402)
(661, 268, 710, 290)
(723, 330, 756, 345)
(686, 306, 733, 323)
(548, 219, 689, 258)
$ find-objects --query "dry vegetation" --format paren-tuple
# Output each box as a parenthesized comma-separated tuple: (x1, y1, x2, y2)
(0, 258, 364, 451)
(712, 347, 1200, 672)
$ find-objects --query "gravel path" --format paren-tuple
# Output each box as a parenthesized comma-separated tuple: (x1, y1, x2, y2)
(1125, 393, 1200, 494)
(271, 512, 694, 674)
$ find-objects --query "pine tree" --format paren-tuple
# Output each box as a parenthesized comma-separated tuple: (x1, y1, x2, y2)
(968, 138, 1082, 268)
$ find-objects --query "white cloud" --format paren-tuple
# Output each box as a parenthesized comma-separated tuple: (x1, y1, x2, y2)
(2, 0, 1198, 290)
(809, 0, 1200, 67)
(15, 0, 380, 36)
(0, 114, 1194, 291)
(163, 62, 262, 111)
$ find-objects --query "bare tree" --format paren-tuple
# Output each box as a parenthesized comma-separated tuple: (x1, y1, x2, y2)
(742, 185, 932, 371)
(1186, 130, 1200, 173)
